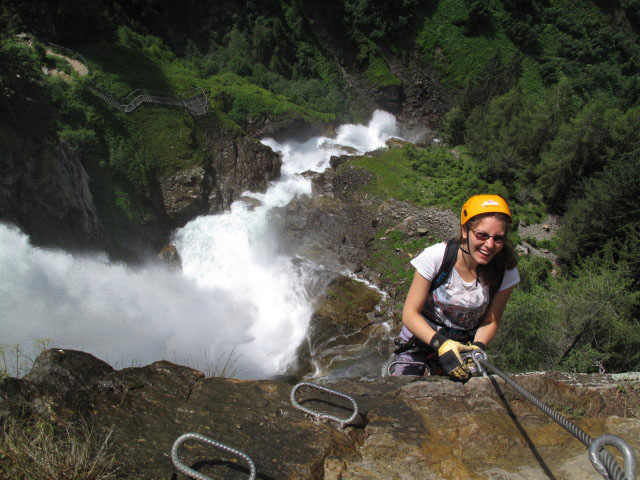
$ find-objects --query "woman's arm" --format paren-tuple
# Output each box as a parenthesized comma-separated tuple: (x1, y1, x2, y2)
(473, 285, 515, 346)
(402, 271, 438, 344)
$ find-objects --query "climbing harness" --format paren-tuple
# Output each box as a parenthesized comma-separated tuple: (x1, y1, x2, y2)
(464, 350, 637, 480)
(290, 382, 359, 428)
(171, 432, 256, 480)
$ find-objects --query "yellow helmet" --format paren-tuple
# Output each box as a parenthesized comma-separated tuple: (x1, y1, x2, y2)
(460, 194, 511, 225)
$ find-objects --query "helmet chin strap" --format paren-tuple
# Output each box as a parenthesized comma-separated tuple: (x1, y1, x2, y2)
(460, 225, 479, 286)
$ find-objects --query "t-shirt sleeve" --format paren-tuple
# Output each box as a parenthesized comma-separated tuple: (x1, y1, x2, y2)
(409, 242, 447, 282)
(499, 267, 520, 291)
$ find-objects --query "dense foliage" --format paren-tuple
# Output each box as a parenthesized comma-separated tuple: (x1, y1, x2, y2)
(1, 0, 639, 373)
(419, 0, 640, 373)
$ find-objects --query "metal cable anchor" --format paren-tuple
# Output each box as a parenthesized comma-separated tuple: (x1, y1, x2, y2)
(171, 432, 256, 480)
(589, 434, 637, 480)
(461, 348, 489, 377)
(290, 382, 358, 428)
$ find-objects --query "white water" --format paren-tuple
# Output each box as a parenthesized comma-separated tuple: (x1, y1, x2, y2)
(0, 110, 400, 379)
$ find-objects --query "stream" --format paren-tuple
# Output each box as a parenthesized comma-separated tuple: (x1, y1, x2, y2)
(0, 110, 406, 379)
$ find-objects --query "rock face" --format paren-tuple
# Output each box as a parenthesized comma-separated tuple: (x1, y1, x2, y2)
(2, 349, 639, 479)
(0, 140, 105, 250)
(0, 117, 281, 257)
(159, 129, 282, 227)
(338, 48, 450, 137)
(273, 161, 458, 286)
(294, 275, 387, 379)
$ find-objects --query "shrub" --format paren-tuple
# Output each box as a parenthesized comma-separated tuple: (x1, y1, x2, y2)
(492, 259, 640, 373)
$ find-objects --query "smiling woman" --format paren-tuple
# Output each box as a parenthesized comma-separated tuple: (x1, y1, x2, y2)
(391, 194, 519, 380)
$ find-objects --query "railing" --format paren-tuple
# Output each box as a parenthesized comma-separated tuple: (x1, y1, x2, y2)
(47, 42, 90, 76)
(46, 42, 208, 117)
(88, 85, 208, 116)
(465, 350, 637, 480)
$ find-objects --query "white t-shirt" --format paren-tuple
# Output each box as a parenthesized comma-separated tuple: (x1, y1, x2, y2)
(409, 241, 519, 332)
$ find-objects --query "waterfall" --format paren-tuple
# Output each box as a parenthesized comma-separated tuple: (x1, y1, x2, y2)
(0, 111, 401, 379)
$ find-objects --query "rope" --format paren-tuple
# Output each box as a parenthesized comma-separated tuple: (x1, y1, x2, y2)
(471, 353, 636, 480)
(290, 382, 359, 428)
(171, 432, 256, 480)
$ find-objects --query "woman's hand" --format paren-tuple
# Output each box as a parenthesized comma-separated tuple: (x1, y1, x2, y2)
(464, 341, 487, 375)
(430, 332, 473, 380)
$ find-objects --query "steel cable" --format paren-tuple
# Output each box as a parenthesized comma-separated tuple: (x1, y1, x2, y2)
(477, 357, 636, 480)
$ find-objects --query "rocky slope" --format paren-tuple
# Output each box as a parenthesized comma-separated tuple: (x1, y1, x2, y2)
(273, 157, 458, 282)
(0, 118, 282, 257)
(0, 139, 106, 251)
(159, 125, 282, 226)
(2, 349, 638, 479)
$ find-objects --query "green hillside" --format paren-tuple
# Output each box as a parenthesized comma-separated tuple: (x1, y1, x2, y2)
(1, 0, 639, 373)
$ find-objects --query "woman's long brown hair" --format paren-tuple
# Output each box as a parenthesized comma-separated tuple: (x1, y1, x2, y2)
(462, 213, 518, 286)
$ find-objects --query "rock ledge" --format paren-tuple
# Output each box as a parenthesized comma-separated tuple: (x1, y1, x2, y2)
(1, 350, 639, 479)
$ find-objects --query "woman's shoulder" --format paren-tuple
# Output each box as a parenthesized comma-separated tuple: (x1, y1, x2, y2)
(410, 241, 448, 280)
(419, 241, 448, 259)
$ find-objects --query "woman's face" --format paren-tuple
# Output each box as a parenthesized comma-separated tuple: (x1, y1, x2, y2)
(461, 215, 507, 265)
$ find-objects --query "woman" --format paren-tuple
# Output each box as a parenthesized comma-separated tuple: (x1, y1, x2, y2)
(392, 194, 519, 380)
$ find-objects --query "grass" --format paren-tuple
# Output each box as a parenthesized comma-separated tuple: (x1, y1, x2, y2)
(0, 417, 118, 480)
(348, 148, 436, 208)
(366, 55, 402, 88)
(129, 107, 202, 177)
(351, 144, 546, 228)
(345, 143, 549, 292)
(365, 231, 431, 298)
(203, 72, 335, 126)
(172, 347, 243, 378)
(348, 144, 501, 211)
(73, 29, 336, 195)
(0, 339, 52, 379)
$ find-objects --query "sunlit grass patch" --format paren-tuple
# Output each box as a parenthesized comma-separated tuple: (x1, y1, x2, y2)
(0, 417, 118, 480)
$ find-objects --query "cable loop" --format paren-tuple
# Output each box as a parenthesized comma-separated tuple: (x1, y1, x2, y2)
(171, 432, 256, 480)
(290, 382, 358, 428)
(589, 434, 637, 480)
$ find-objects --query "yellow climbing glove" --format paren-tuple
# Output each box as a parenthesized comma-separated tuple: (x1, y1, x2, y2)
(465, 341, 486, 376)
(429, 331, 473, 381)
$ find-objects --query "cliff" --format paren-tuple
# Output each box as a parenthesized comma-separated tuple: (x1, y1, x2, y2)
(0, 116, 282, 258)
(2, 349, 638, 479)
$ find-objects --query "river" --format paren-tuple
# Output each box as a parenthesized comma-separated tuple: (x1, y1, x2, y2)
(0, 110, 404, 379)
